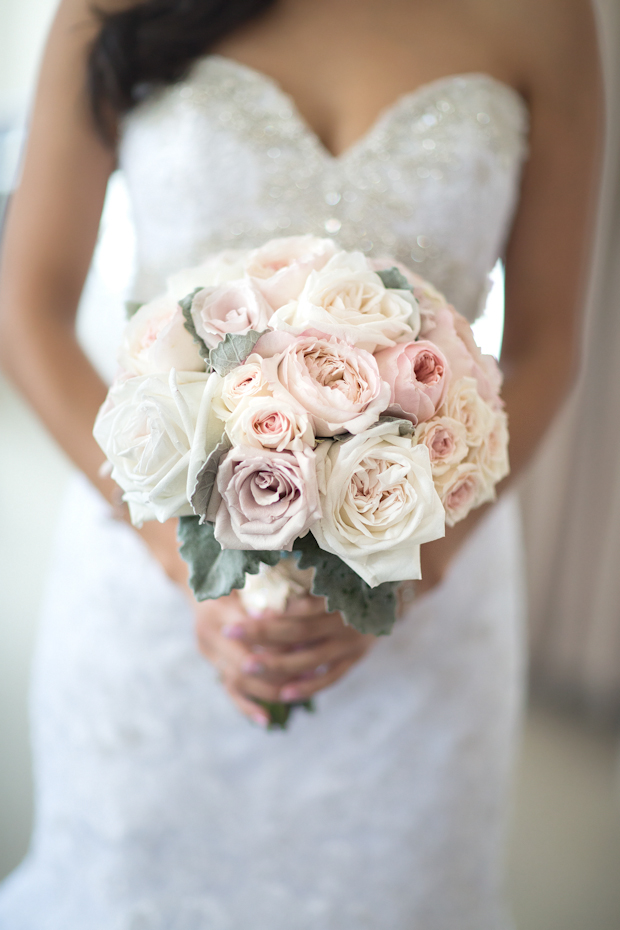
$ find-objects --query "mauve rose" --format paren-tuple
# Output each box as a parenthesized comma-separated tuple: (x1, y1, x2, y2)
(189, 280, 273, 349)
(207, 446, 321, 551)
(374, 339, 450, 424)
(436, 462, 486, 526)
(414, 416, 468, 476)
(255, 330, 391, 437)
(246, 235, 338, 308)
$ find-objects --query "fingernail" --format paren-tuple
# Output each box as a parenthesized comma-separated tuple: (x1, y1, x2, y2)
(223, 624, 245, 640)
(280, 686, 301, 702)
(251, 712, 269, 728)
(242, 658, 265, 675)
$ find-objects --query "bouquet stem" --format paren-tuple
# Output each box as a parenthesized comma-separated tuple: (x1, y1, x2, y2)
(255, 698, 315, 730)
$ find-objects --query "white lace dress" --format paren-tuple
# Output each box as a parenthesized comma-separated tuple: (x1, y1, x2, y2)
(0, 57, 529, 930)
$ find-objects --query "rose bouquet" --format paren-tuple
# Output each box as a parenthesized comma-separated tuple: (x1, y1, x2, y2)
(95, 236, 509, 725)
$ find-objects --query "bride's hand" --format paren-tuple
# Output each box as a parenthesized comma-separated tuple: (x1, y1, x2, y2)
(194, 592, 375, 726)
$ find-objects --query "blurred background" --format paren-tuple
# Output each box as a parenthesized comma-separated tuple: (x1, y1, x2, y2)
(1, 2, 620, 928)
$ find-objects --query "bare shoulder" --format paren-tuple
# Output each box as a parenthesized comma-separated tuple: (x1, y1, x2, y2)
(481, 0, 601, 104)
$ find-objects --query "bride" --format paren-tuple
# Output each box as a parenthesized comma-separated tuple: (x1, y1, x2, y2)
(0, 0, 601, 927)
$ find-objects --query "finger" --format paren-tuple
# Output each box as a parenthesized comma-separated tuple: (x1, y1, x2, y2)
(278, 657, 360, 702)
(225, 612, 346, 647)
(224, 683, 270, 728)
(251, 636, 361, 680)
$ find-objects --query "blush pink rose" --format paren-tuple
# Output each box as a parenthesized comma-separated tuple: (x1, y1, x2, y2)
(254, 330, 391, 437)
(414, 416, 468, 476)
(436, 463, 485, 526)
(246, 235, 338, 309)
(420, 305, 501, 405)
(189, 281, 273, 349)
(374, 339, 450, 424)
(207, 446, 321, 551)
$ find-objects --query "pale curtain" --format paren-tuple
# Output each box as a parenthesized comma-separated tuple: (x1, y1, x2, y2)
(522, 0, 620, 718)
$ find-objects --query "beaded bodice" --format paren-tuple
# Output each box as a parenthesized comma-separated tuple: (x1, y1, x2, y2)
(120, 55, 528, 321)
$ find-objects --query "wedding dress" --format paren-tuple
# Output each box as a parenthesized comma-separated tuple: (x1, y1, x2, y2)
(0, 56, 529, 930)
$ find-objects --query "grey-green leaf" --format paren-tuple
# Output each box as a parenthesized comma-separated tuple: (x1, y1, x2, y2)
(376, 415, 416, 437)
(177, 517, 282, 601)
(179, 288, 211, 365)
(209, 330, 267, 377)
(292, 534, 400, 636)
(190, 433, 233, 522)
(376, 267, 414, 292)
(125, 300, 144, 319)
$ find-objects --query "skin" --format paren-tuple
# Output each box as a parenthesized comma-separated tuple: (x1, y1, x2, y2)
(0, 0, 602, 725)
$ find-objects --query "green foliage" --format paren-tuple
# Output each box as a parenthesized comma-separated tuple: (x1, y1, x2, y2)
(376, 267, 414, 292)
(177, 517, 282, 601)
(179, 289, 211, 364)
(190, 434, 232, 521)
(125, 300, 144, 319)
(209, 330, 266, 377)
(293, 534, 398, 636)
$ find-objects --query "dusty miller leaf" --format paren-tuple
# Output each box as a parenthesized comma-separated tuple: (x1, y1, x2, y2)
(125, 300, 144, 319)
(179, 288, 211, 365)
(209, 330, 267, 377)
(292, 534, 399, 636)
(376, 267, 414, 292)
(190, 433, 233, 522)
(376, 415, 416, 437)
(177, 517, 282, 601)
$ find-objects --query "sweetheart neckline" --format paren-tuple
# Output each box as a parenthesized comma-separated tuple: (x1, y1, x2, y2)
(194, 54, 529, 162)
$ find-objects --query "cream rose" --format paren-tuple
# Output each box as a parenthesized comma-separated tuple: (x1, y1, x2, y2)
(225, 396, 314, 452)
(246, 235, 338, 308)
(470, 409, 510, 486)
(414, 416, 468, 477)
(270, 251, 419, 352)
(166, 250, 250, 299)
(374, 339, 450, 424)
(93, 370, 223, 525)
(255, 330, 391, 437)
(311, 420, 445, 586)
(440, 377, 495, 448)
(435, 462, 487, 527)
(118, 295, 205, 376)
(212, 354, 273, 420)
(188, 280, 273, 349)
(207, 446, 321, 551)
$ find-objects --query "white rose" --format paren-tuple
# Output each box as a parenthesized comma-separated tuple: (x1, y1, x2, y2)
(470, 409, 510, 486)
(439, 376, 495, 448)
(212, 354, 273, 420)
(311, 420, 445, 587)
(118, 295, 205, 376)
(270, 250, 420, 352)
(94, 370, 223, 525)
(166, 250, 250, 299)
(414, 416, 468, 477)
(225, 395, 314, 452)
(245, 235, 338, 308)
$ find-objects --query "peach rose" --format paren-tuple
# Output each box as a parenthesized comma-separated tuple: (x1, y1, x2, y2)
(436, 462, 486, 527)
(414, 416, 468, 476)
(255, 330, 391, 437)
(225, 396, 314, 452)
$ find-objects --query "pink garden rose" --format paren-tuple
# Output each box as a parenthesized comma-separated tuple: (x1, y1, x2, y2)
(207, 446, 321, 551)
(225, 396, 314, 452)
(436, 462, 486, 526)
(254, 330, 391, 436)
(420, 304, 501, 405)
(374, 339, 450, 424)
(189, 280, 273, 349)
(246, 235, 338, 308)
(414, 416, 468, 476)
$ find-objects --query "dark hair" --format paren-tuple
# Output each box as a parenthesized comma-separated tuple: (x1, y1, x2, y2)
(88, 0, 277, 141)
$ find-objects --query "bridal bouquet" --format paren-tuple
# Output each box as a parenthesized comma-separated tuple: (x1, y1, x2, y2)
(95, 236, 508, 722)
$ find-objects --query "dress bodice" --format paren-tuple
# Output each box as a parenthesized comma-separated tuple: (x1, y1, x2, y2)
(119, 55, 528, 321)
